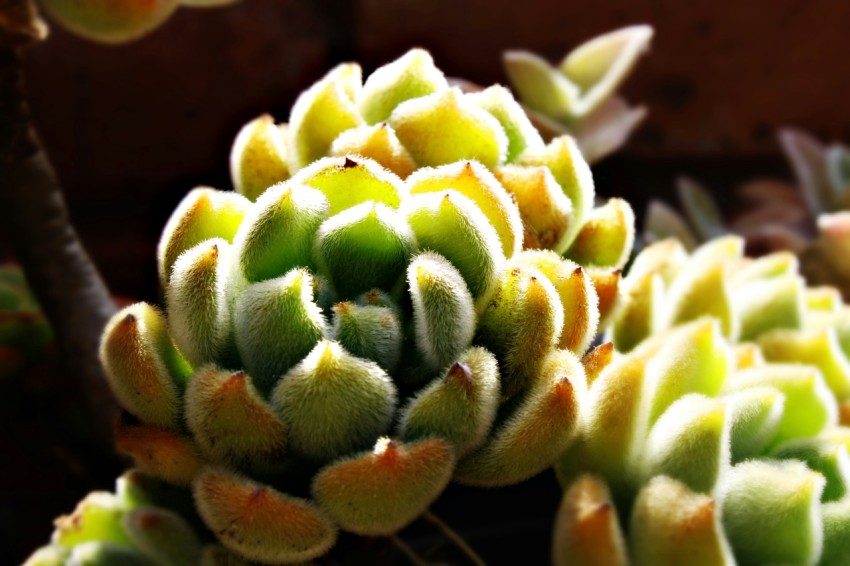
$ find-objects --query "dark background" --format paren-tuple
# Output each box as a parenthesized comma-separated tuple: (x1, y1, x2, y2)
(7, 0, 850, 561)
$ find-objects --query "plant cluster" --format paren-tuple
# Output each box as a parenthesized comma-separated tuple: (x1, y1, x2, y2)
(93, 47, 635, 563)
(551, 235, 850, 564)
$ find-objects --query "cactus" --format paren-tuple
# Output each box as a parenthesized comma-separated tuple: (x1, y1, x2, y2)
(99, 48, 633, 563)
(37, 0, 239, 44)
(23, 470, 250, 566)
(504, 25, 653, 164)
(644, 128, 850, 300)
(0, 264, 53, 378)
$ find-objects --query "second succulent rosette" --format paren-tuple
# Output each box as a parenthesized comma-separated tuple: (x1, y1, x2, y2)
(99, 49, 633, 563)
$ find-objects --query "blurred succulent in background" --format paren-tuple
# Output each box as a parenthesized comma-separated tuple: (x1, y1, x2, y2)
(554, 315, 850, 565)
(0, 265, 53, 378)
(503, 25, 653, 164)
(644, 128, 850, 300)
(99, 48, 634, 563)
(37, 0, 239, 44)
(24, 470, 250, 565)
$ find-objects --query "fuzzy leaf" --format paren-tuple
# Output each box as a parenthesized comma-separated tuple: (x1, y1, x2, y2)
(722, 460, 826, 566)
(759, 328, 850, 400)
(193, 468, 337, 564)
(234, 268, 327, 393)
(581, 342, 614, 387)
(100, 303, 191, 430)
(476, 265, 564, 398)
(638, 395, 730, 494)
(52, 491, 132, 548)
(403, 190, 505, 299)
(511, 250, 599, 355)
(358, 48, 448, 125)
(312, 437, 455, 535)
(494, 165, 573, 252)
(288, 64, 363, 170)
(314, 202, 416, 298)
(466, 85, 545, 162)
(390, 88, 508, 168)
(330, 302, 402, 372)
(566, 198, 635, 270)
(288, 155, 406, 216)
(123, 507, 202, 565)
(157, 188, 249, 286)
(611, 273, 663, 353)
(407, 252, 476, 371)
(455, 354, 583, 486)
(725, 387, 785, 462)
(725, 364, 838, 448)
(398, 347, 500, 457)
(272, 340, 397, 461)
(676, 177, 726, 241)
(166, 239, 234, 368)
(517, 136, 595, 249)
(643, 201, 698, 251)
(553, 475, 628, 566)
(772, 437, 850, 502)
(232, 183, 329, 283)
(630, 476, 733, 566)
(821, 498, 850, 566)
(229, 115, 289, 201)
(407, 160, 523, 258)
(734, 275, 804, 341)
(330, 123, 416, 178)
(116, 424, 204, 487)
(185, 366, 287, 470)
(503, 50, 578, 120)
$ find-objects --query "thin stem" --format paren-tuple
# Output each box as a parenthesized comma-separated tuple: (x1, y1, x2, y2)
(422, 510, 487, 566)
(390, 534, 429, 566)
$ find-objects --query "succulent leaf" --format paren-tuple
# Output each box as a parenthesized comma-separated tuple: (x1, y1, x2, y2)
(565, 198, 635, 270)
(398, 347, 501, 457)
(100, 303, 191, 430)
(722, 460, 826, 566)
(272, 340, 397, 461)
(314, 202, 416, 299)
(552, 475, 628, 566)
(193, 468, 337, 563)
(232, 183, 329, 283)
(629, 476, 733, 566)
(389, 88, 508, 168)
(234, 268, 327, 393)
(115, 424, 205, 486)
(329, 123, 417, 178)
(157, 188, 250, 286)
(466, 85, 545, 163)
(312, 437, 455, 535)
(358, 48, 448, 125)
(185, 366, 288, 469)
(229, 115, 290, 201)
(407, 252, 476, 371)
(122, 507, 202, 565)
(289, 64, 364, 170)
(330, 302, 402, 372)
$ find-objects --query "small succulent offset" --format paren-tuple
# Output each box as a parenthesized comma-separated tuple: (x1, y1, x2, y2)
(503, 25, 653, 164)
(24, 470, 247, 565)
(644, 128, 850, 300)
(99, 48, 633, 563)
(551, 236, 850, 564)
(0, 265, 52, 378)
(37, 0, 239, 44)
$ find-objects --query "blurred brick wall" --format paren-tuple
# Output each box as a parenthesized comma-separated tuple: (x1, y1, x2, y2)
(18, 0, 850, 297)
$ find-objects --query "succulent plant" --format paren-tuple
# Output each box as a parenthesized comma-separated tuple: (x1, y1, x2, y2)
(24, 469, 250, 566)
(644, 128, 850, 300)
(0, 264, 53, 378)
(99, 48, 634, 563)
(553, 317, 850, 565)
(503, 25, 653, 164)
(37, 0, 239, 44)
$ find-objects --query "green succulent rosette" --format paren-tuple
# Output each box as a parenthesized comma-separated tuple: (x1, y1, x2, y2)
(0, 265, 53, 378)
(99, 48, 634, 563)
(23, 470, 249, 566)
(551, 235, 850, 565)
